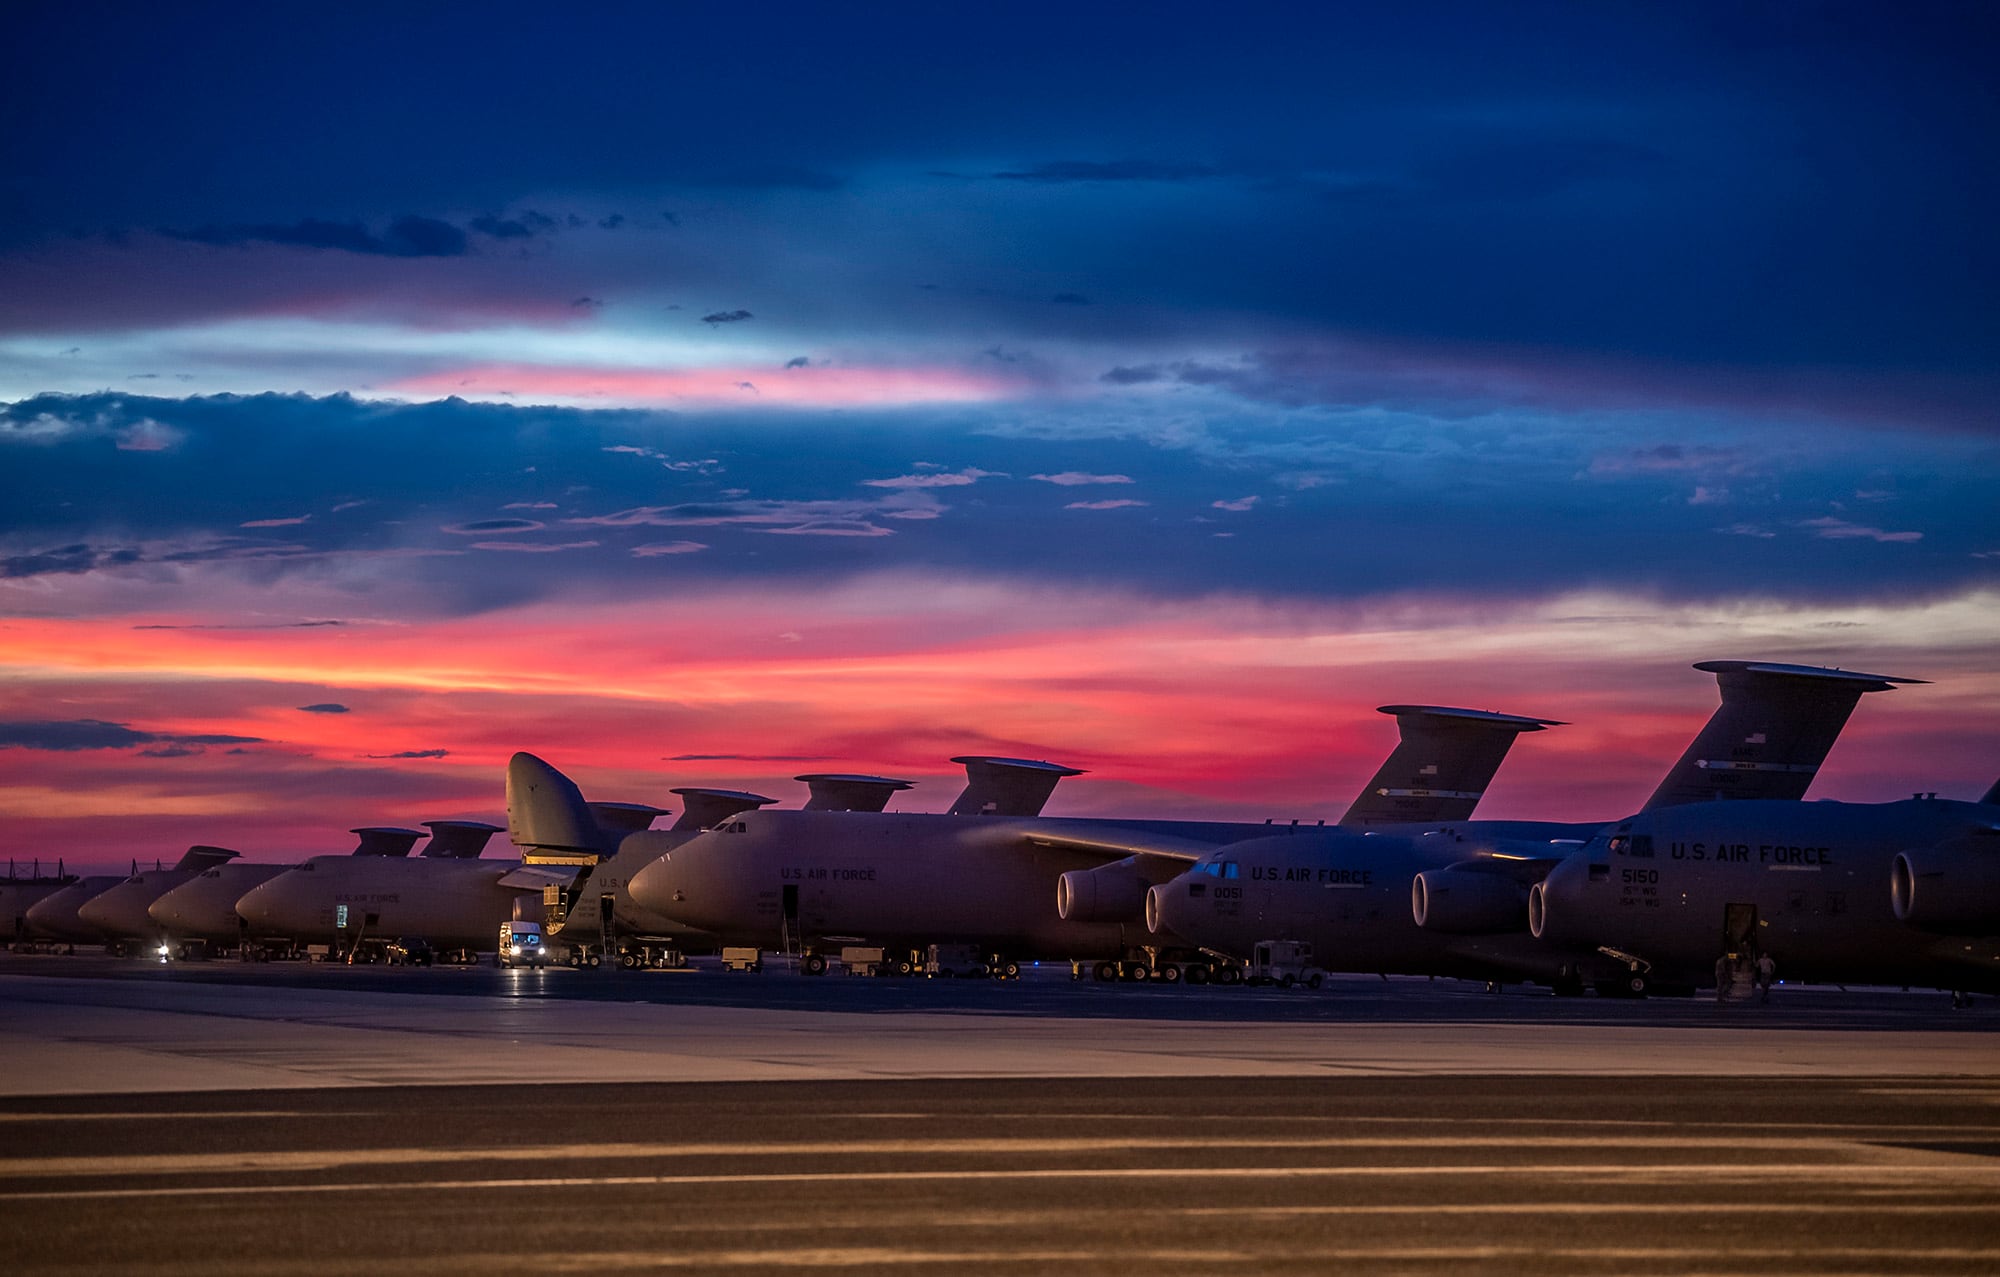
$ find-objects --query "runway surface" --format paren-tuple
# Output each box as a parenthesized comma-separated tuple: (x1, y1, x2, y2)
(3, 1076, 1998, 1275)
(2, 956, 1995, 1273)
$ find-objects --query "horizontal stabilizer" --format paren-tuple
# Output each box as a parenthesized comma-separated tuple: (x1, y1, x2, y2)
(351, 826, 426, 857)
(1643, 660, 1923, 810)
(798, 773, 915, 812)
(948, 755, 1085, 817)
(420, 819, 506, 859)
(172, 845, 240, 872)
(1341, 706, 1565, 828)
(586, 801, 668, 835)
(669, 787, 778, 831)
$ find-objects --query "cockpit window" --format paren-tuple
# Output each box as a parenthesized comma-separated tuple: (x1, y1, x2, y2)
(1201, 861, 1240, 879)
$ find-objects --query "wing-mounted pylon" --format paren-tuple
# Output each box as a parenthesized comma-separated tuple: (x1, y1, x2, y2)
(797, 774, 915, 812)
(948, 756, 1085, 816)
(1340, 706, 1566, 828)
(1643, 661, 1923, 810)
(669, 788, 778, 831)
(351, 826, 426, 857)
(171, 845, 240, 872)
(420, 819, 507, 859)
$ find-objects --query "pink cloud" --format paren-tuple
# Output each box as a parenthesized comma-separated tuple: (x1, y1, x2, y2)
(392, 362, 1023, 408)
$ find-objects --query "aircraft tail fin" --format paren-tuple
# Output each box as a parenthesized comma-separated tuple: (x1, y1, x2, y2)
(172, 845, 240, 872)
(505, 753, 608, 855)
(1642, 660, 1922, 810)
(947, 756, 1085, 816)
(351, 826, 425, 857)
(419, 819, 506, 859)
(668, 787, 777, 831)
(798, 774, 915, 812)
(1340, 706, 1565, 827)
(1979, 778, 2000, 807)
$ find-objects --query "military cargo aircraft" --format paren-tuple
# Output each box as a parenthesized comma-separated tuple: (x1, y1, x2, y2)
(21, 875, 129, 946)
(1147, 662, 1927, 993)
(1, 864, 76, 944)
(73, 846, 241, 955)
(611, 702, 1583, 974)
(1527, 788, 2000, 997)
(507, 754, 1095, 965)
(145, 825, 494, 957)
(232, 819, 549, 960)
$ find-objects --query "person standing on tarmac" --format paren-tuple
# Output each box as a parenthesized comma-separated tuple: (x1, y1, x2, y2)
(1755, 952, 1777, 1004)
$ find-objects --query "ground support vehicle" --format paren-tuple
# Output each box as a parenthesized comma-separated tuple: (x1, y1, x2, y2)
(497, 922, 547, 968)
(1246, 940, 1327, 989)
(721, 946, 764, 972)
(385, 938, 434, 966)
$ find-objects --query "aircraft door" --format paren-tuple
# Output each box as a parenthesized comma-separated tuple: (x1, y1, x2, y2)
(1723, 902, 1758, 952)
(598, 891, 616, 941)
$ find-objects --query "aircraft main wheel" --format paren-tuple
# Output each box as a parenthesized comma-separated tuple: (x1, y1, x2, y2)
(1093, 961, 1118, 982)
(1158, 964, 1181, 984)
(1626, 974, 1649, 997)
(1186, 965, 1210, 985)
(619, 953, 636, 969)
(803, 954, 827, 976)
(1002, 962, 1020, 980)
(1216, 966, 1241, 985)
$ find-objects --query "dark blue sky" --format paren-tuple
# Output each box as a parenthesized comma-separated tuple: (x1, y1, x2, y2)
(2, 3, 1998, 864)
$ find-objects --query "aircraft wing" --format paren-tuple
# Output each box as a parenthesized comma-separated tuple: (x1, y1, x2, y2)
(1018, 822, 1222, 863)
(496, 865, 582, 891)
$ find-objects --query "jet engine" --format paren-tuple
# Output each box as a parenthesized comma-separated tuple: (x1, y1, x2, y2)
(1056, 858, 1151, 923)
(1891, 832, 2000, 935)
(1526, 859, 1597, 948)
(1411, 868, 1527, 934)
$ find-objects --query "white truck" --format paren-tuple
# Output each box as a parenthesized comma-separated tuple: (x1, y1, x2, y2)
(497, 921, 547, 968)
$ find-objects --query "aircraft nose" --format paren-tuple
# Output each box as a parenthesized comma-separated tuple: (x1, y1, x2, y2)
(234, 876, 298, 932)
(626, 854, 679, 918)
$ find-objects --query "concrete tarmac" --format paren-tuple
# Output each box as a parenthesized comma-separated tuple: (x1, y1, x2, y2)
(1, 956, 1995, 1274)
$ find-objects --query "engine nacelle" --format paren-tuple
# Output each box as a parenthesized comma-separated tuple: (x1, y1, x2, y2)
(1057, 858, 1150, 923)
(1892, 836, 2000, 935)
(1411, 868, 1527, 934)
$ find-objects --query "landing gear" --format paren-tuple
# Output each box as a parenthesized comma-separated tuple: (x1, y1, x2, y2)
(1093, 961, 1118, 982)
(802, 953, 828, 976)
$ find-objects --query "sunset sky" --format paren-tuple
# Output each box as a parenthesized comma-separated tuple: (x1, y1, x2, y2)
(3, 3, 1996, 869)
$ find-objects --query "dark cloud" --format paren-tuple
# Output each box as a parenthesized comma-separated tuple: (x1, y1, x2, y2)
(163, 215, 469, 257)
(2, 544, 142, 578)
(442, 518, 544, 535)
(570, 296, 603, 310)
(784, 357, 811, 369)
(991, 160, 1225, 183)
(597, 214, 625, 230)
(134, 621, 345, 631)
(297, 703, 350, 714)
(367, 748, 450, 759)
(469, 210, 556, 239)
(1100, 365, 1165, 385)
(138, 744, 203, 758)
(701, 309, 754, 325)
(0, 719, 263, 751)
(666, 753, 821, 762)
